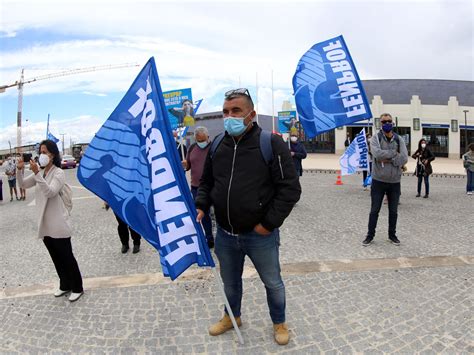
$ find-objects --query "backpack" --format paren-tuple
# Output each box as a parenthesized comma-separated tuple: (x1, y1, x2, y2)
(59, 183, 73, 214)
(210, 130, 273, 165)
(377, 131, 401, 153)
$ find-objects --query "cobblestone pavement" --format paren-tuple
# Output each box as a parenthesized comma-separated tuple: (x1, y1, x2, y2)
(0, 169, 473, 353)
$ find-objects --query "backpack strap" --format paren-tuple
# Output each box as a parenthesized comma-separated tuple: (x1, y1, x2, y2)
(259, 130, 273, 165)
(209, 132, 225, 159)
(378, 131, 401, 153)
(209, 130, 274, 165)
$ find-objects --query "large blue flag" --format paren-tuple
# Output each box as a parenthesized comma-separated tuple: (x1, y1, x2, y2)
(292, 35, 372, 138)
(77, 57, 215, 280)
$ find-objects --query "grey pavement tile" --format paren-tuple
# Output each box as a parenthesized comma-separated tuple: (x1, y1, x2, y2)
(1, 170, 473, 353)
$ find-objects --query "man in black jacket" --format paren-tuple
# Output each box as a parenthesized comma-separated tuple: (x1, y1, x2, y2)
(195, 88, 301, 345)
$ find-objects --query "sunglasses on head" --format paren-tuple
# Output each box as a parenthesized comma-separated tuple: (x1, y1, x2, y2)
(225, 88, 253, 101)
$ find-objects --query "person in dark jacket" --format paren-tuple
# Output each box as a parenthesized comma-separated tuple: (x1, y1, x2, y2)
(289, 133, 307, 176)
(195, 88, 301, 346)
(412, 138, 435, 198)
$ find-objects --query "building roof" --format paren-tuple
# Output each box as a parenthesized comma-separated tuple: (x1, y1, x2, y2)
(362, 79, 474, 106)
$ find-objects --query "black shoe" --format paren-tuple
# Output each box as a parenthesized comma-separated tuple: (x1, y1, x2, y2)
(416, 193, 421, 197)
(362, 236, 373, 246)
(207, 239, 215, 249)
(389, 236, 400, 245)
(121, 245, 129, 253)
(423, 194, 429, 198)
(132, 245, 140, 254)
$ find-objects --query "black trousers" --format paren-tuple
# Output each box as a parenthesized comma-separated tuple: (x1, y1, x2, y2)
(367, 179, 401, 238)
(115, 213, 141, 246)
(43, 237, 83, 293)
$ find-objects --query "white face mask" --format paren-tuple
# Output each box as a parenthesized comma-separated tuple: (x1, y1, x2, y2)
(290, 136, 298, 142)
(38, 154, 50, 168)
(421, 143, 426, 149)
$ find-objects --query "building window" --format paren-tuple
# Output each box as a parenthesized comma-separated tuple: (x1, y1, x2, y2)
(451, 120, 458, 132)
(413, 118, 420, 131)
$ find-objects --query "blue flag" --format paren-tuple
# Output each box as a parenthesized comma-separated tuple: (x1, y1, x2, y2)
(77, 57, 215, 280)
(47, 132, 59, 143)
(339, 128, 370, 176)
(292, 35, 372, 138)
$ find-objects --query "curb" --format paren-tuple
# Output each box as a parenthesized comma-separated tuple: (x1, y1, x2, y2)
(303, 169, 466, 178)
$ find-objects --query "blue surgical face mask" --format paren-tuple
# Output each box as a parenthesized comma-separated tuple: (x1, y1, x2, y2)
(382, 122, 393, 133)
(224, 112, 252, 136)
(197, 141, 209, 149)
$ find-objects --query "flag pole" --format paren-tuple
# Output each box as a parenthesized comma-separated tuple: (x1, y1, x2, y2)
(198, 223, 244, 344)
(211, 267, 244, 344)
(46, 113, 50, 139)
(180, 135, 185, 160)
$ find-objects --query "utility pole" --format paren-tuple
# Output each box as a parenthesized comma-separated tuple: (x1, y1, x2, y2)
(463, 110, 469, 150)
(60, 133, 65, 155)
(16, 69, 24, 154)
(271, 69, 275, 132)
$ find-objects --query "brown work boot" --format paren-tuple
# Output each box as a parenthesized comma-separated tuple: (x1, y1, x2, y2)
(273, 322, 289, 345)
(208, 314, 242, 336)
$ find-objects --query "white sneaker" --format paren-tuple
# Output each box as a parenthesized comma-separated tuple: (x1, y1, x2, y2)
(54, 289, 70, 297)
(467, 191, 473, 195)
(68, 292, 84, 302)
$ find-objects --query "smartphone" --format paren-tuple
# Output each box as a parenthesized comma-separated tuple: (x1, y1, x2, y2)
(22, 153, 32, 163)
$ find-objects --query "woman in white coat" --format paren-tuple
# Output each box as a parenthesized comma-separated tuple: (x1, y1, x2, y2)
(17, 140, 84, 302)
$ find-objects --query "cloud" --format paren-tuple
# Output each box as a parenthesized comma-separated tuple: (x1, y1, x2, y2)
(0, 0, 472, 141)
(82, 91, 107, 97)
(0, 115, 105, 150)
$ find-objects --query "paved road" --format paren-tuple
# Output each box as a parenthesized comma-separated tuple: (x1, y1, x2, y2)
(0, 169, 472, 353)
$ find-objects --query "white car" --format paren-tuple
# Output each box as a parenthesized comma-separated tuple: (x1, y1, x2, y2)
(61, 155, 77, 169)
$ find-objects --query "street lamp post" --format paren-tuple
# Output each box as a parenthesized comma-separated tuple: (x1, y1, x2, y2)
(463, 110, 469, 151)
(60, 133, 65, 155)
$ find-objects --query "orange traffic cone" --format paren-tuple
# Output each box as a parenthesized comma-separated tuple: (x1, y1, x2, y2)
(335, 170, 343, 185)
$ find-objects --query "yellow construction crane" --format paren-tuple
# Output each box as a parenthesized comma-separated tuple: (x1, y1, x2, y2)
(0, 63, 140, 153)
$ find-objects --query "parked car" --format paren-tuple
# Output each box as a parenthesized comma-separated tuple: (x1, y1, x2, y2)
(61, 155, 77, 169)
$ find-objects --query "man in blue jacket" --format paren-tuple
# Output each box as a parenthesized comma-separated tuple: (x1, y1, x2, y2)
(363, 113, 408, 246)
(195, 88, 301, 345)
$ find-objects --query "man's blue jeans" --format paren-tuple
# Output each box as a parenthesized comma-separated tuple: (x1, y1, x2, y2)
(215, 226, 285, 324)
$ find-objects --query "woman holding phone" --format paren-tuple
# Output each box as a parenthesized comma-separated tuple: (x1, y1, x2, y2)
(17, 139, 84, 302)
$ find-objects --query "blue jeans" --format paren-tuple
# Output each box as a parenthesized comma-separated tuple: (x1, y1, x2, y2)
(467, 170, 474, 192)
(367, 179, 401, 238)
(215, 226, 285, 324)
(191, 186, 213, 241)
(417, 175, 430, 195)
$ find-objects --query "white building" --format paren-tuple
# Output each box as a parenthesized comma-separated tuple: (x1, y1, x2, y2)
(308, 79, 474, 159)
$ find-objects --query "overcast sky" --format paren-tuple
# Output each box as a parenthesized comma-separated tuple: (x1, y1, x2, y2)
(0, 0, 472, 149)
